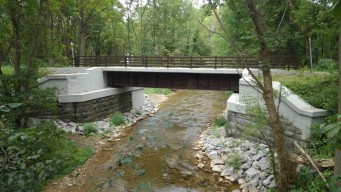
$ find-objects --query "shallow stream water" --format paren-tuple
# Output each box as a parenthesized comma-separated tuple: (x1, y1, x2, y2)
(59, 90, 236, 192)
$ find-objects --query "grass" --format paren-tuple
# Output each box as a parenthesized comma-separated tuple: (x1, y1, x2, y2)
(273, 72, 338, 114)
(109, 111, 125, 126)
(213, 116, 227, 127)
(83, 123, 98, 135)
(144, 88, 173, 95)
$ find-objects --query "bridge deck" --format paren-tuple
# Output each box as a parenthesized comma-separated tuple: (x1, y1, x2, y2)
(103, 67, 241, 91)
(75, 55, 298, 70)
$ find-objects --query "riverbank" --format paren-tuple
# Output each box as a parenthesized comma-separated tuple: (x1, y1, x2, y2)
(194, 116, 275, 192)
(44, 93, 169, 191)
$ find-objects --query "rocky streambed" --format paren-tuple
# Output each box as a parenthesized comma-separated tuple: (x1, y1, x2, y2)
(52, 94, 159, 138)
(194, 120, 276, 192)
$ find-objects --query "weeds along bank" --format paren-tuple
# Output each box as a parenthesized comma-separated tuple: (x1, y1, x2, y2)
(0, 87, 170, 191)
(194, 72, 337, 192)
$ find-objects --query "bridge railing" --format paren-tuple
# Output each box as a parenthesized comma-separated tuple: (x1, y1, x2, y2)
(74, 55, 299, 69)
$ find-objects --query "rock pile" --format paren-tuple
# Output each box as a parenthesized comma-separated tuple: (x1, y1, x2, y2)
(52, 94, 158, 137)
(194, 124, 276, 192)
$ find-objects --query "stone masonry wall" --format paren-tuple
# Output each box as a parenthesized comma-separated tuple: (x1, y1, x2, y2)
(55, 92, 132, 122)
(226, 111, 306, 150)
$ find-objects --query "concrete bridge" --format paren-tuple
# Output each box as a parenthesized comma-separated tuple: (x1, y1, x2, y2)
(38, 66, 327, 147)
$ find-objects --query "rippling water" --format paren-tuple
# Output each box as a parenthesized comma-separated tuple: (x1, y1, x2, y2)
(58, 90, 236, 192)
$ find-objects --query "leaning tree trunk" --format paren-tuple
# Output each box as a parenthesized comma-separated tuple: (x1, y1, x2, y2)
(335, 20, 341, 188)
(245, 0, 297, 190)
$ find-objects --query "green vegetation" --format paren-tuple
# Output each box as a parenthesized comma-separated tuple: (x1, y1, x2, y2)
(213, 116, 227, 127)
(83, 123, 98, 135)
(109, 112, 125, 126)
(144, 88, 173, 96)
(315, 59, 338, 72)
(0, 121, 92, 191)
(274, 73, 338, 114)
(225, 152, 242, 170)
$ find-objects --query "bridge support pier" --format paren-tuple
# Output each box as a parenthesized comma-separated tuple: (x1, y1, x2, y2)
(38, 67, 144, 122)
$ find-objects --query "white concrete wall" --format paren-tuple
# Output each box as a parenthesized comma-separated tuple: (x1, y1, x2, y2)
(227, 70, 328, 140)
(132, 88, 144, 109)
(38, 67, 144, 105)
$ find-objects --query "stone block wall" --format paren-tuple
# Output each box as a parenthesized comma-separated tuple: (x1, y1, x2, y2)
(54, 92, 132, 122)
(226, 111, 306, 150)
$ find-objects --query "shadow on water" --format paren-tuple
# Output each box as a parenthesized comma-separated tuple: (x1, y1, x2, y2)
(69, 90, 238, 192)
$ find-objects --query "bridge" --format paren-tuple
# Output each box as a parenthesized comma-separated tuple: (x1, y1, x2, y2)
(75, 55, 298, 69)
(74, 55, 298, 91)
(38, 55, 298, 122)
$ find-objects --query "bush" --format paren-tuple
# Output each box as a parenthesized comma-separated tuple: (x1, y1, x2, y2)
(225, 152, 242, 170)
(315, 58, 338, 72)
(274, 73, 338, 114)
(83, 123, 98, 135)
(0, 121, 92, 191)
(289, 166, 332, 192)
(213, 116, 227, 127)
(109, 112, 125, 126)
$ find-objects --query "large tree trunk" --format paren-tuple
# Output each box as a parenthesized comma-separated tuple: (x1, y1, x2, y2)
(335, 20, 341, 188)
(245, 0, 297, 190)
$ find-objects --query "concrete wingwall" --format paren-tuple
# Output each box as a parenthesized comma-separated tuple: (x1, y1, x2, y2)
(226, 70, 328, 148)
(38, 67, 144, 122)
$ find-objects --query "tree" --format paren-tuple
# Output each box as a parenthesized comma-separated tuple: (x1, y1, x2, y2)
(331, 0, 341, 187)
(207, 0, 297, 190)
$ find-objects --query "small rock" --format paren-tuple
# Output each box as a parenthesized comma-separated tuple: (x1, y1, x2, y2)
(240, 163, 251, 170)
(248, 176, 259, 187)
(211, 159, 225, 166)
(258, 171, 268, 180)
(268, 180, 276, 188)
(252, 154, 264, 161)
(238, 178, 246, 185)
(180, 170, 192, 176)
(258, 157, 270, 171)
(197, 163, 205, 169)
(195, 154, 204, 159)
(208, 151, 220, 160)
(212, 165, 223, 172)
(232, 189, 241, 192)
(221, 167, 234, 176)
(245, 167, 260, 179)
(262, 175, 274, 186)
(248, 185, 258, 192)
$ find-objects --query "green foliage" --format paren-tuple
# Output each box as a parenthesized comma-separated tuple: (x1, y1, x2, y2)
(1, 65, 13, 75)
(109, 112, 125, 126)
(319, 114, 341, 150)
(0, 121, 92, 191)
(144, 88, 173, 96)
(225, 152, 242, 170)
(315, 58, 338, 72)
(224, 91, 233, 99)
(306, 125, 335, 159)
(289, 166, 332, 192)
(83, 123, 98, 135)
(213, 116, 227, 127)
(274, 73, 338, 114)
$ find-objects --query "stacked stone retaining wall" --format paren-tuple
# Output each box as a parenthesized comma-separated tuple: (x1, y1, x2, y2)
(226, 111, 306, 149)
(44, 92, 132, 122)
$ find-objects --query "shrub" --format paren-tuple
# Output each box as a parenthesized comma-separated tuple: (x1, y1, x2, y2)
(213, 116, 227, 127)
(0, 121, 92, 191)
(83, 123, 98, 135)
(109, 112, 125, 126)
(225, 152, 242, 169)
(274, 73, 338, 114)
(315, 58, 338, 72)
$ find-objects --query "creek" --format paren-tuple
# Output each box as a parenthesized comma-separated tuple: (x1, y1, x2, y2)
(57, 90, 236, 192)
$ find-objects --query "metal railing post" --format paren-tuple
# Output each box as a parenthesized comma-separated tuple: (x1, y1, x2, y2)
(124, 56, 127, 67)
